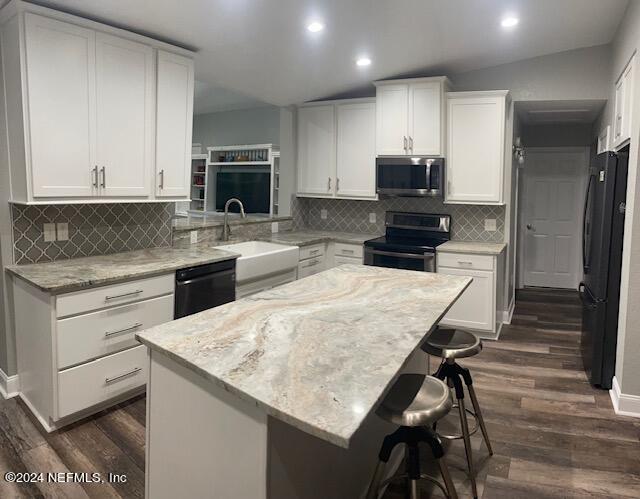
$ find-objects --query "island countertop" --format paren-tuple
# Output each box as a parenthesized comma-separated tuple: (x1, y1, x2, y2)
(137, 264, 471, 448)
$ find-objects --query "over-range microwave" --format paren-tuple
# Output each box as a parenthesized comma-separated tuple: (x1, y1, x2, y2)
(376, 157, 444, 197)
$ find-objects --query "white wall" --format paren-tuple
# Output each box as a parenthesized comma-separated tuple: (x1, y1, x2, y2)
(192, 106, 280, 148)
(450, 44, 611, 317)
(607, 0, 640, 402)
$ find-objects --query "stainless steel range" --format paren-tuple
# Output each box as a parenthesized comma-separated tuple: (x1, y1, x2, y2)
(364, 212, 451, 272)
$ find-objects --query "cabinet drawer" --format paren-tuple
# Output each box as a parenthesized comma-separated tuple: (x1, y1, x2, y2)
(56, 274, 174, 318)
(57, 345, 147, 419)
(333, 243, 363, 259)
(298, 257, 324, 278)
(437, 252, 494, 271)
(334, 255, 362, 267)
(299, 244, 325, 261)
(57, 294, 174, 369)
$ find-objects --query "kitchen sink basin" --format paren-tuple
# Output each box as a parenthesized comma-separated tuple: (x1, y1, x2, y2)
(215, 241, 299, 284)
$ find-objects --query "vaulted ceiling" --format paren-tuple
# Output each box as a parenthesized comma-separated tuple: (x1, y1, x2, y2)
(34, 0, 628, 111)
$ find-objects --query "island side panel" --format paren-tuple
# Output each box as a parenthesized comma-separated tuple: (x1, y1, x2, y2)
(145, 350, 268, 499)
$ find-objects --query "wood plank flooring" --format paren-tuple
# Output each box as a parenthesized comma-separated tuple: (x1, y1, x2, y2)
(0, 288, 638, 498)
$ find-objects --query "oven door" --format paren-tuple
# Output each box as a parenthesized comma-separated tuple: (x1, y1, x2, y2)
(364, 247, 435, 272)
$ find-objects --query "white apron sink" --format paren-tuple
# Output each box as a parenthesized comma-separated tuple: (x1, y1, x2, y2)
(216, 241, 299, 285)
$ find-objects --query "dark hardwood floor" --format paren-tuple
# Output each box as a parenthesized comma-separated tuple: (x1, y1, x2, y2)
(1, 288, 639, 498)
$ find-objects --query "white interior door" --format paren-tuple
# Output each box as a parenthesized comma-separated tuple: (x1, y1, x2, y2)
(24, 13, 96, 198)
(96, 33, 153, 197)
(522, 149, 588, 289)
(336, 102, 376, 198)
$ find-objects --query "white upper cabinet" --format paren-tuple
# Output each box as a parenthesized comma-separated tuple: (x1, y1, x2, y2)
(297, 99, 376, 200)
(613, 54, 635, 149)
(374, 77, 448, 157)
(1, 4, 194, 203)
(297, 105, 336, 196)
(96, 33, 154, 197)
(24, 13, 96, 198)
(155, 50, 194, 198)
(446, 91, 508, 205)
(336, 101, 376, 198)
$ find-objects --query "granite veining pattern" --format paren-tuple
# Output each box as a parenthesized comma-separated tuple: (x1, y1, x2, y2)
(437, 241, 507, 255)
(6, 247, 239, 294)
(137, 264, 471, 448)
(263, 230, 378, 247)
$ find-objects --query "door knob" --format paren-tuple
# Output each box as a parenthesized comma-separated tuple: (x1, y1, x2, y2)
(526, 224, 534, 231)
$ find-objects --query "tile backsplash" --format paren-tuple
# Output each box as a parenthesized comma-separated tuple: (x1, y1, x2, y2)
(12, 203, 173, 265)
(292, 196, 505, 242)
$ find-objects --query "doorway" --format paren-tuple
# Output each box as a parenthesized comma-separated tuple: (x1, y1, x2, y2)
(519, 147, 589, 289)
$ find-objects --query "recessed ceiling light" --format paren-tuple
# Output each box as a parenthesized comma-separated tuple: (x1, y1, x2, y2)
(307, 21, 324, 33)
(356, 57, 372, 67)
(501, 17, 519, 28)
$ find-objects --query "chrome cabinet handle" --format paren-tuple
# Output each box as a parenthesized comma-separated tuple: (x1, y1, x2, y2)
(310, 249, 320, 255)
(328, 177, 331, 191)
(341, 249, 355, 254)
(457, 261, 473, 266)
(100, 166, 106, 188)
(105, 367, 142, 385)
(104, 289, 143, 301)
(409, 136, 414, 151)
(92, 166, 99, 188)
(159, 169, 165, 189)
(336, 178, 340, 191)
(403, 136, 408, 152)
(104, 322, 143, 338)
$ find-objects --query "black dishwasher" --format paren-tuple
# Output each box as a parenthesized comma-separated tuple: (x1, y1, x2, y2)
(174, 259, 236, 319)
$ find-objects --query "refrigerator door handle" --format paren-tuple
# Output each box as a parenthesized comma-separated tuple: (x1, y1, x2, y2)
(582, 175, 595, 272)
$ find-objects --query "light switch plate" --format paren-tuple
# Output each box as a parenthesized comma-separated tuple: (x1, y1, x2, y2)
(320, 209, 327, 220)
(190, 230, 198, 244)
(369, 212, 376, 224)
(56, 222, 69, 241)
(43, 223, 56, 242)
(484, 219, 497, 232)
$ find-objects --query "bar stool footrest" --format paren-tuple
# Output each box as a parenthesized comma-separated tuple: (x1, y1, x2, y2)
(381, 472, 450, 498)
(436, 406, 480, 440)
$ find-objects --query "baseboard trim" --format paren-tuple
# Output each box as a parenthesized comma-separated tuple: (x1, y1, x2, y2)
(610, 376, 640, 418)
(502, 298, 515, 325)
(0, 368, 19, 399)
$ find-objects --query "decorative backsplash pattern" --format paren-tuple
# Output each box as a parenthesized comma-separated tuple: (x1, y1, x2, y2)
(292, 196, 505, 242)
(12, 203, 173, 265)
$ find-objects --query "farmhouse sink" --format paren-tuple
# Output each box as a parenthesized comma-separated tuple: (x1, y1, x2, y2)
(216, 241, 299, 284)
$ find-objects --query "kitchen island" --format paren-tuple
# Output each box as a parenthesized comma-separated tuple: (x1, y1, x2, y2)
(137, 264, 471, 499)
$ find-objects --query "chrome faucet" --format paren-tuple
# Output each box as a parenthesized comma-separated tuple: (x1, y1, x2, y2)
(222, 198, 246, 241)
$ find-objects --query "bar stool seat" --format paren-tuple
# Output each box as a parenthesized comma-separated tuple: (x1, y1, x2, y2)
(421, 328, 481, 360)
(366, 374, 458, 499)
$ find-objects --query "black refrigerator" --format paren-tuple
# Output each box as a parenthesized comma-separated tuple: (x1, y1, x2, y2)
(579, 146, 629, 389)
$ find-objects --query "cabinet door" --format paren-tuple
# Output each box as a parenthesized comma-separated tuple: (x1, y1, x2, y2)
(24, 13, 96, 198)
(447, 95, 505, 203)
(613, 77, 625, 145)
(408, 82, 442, 155)
(621, 59, 635, 144)
(155, 50, 194, 198)
(336, 102, 376, 198)
(375, 85, 408, 155)
(438, 267, 495, 332)
(96, 33, 153, 197)
(297, 105, 335, 196)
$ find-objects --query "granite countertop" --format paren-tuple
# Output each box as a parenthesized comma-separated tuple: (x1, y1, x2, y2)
(5, 247, 239, 294)
(264, 229, 378, 247)
(437, 241, 507, 255)
(137, 264, 471, 448)
(173, 214, 293, 232)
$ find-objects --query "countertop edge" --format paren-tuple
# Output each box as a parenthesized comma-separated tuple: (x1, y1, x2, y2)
(436, 242, 507, 256)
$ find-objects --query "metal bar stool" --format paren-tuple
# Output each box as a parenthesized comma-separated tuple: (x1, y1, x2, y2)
(366, 374, 458, 499)
(421, 328, 493, 499)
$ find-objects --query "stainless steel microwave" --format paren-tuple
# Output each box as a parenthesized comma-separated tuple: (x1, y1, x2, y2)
(376, 157, 444, 197)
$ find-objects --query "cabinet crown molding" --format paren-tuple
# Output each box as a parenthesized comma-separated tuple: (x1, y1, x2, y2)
(373, 76, 450, 87)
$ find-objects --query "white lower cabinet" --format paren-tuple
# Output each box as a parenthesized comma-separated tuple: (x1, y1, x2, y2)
(12, 272, 175, 431)
(297, 243, 326, 278)
(437, 250, 504, 338)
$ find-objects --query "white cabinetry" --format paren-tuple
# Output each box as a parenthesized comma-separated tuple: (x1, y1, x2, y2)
(297, 99, 376, 200)
(0, 2, 195, 203)
(613, 54, 635, 149)
(374, 77, 448, 156)
(437, 250, 504, 338)
(12, 273, 175, 431)
(155, 50, 194, 198)
(446, 91, 508, 204)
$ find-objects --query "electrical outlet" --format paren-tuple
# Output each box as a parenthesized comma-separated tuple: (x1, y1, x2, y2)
(320, 209, 328, 220)
(271, 222, 279, 233)
(43, 223, 56, 242)
(484, 219, 497, 232)
(190, 230, 198, 244)
(369, 212, 376, 224)
(56, 222, 69, 241)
